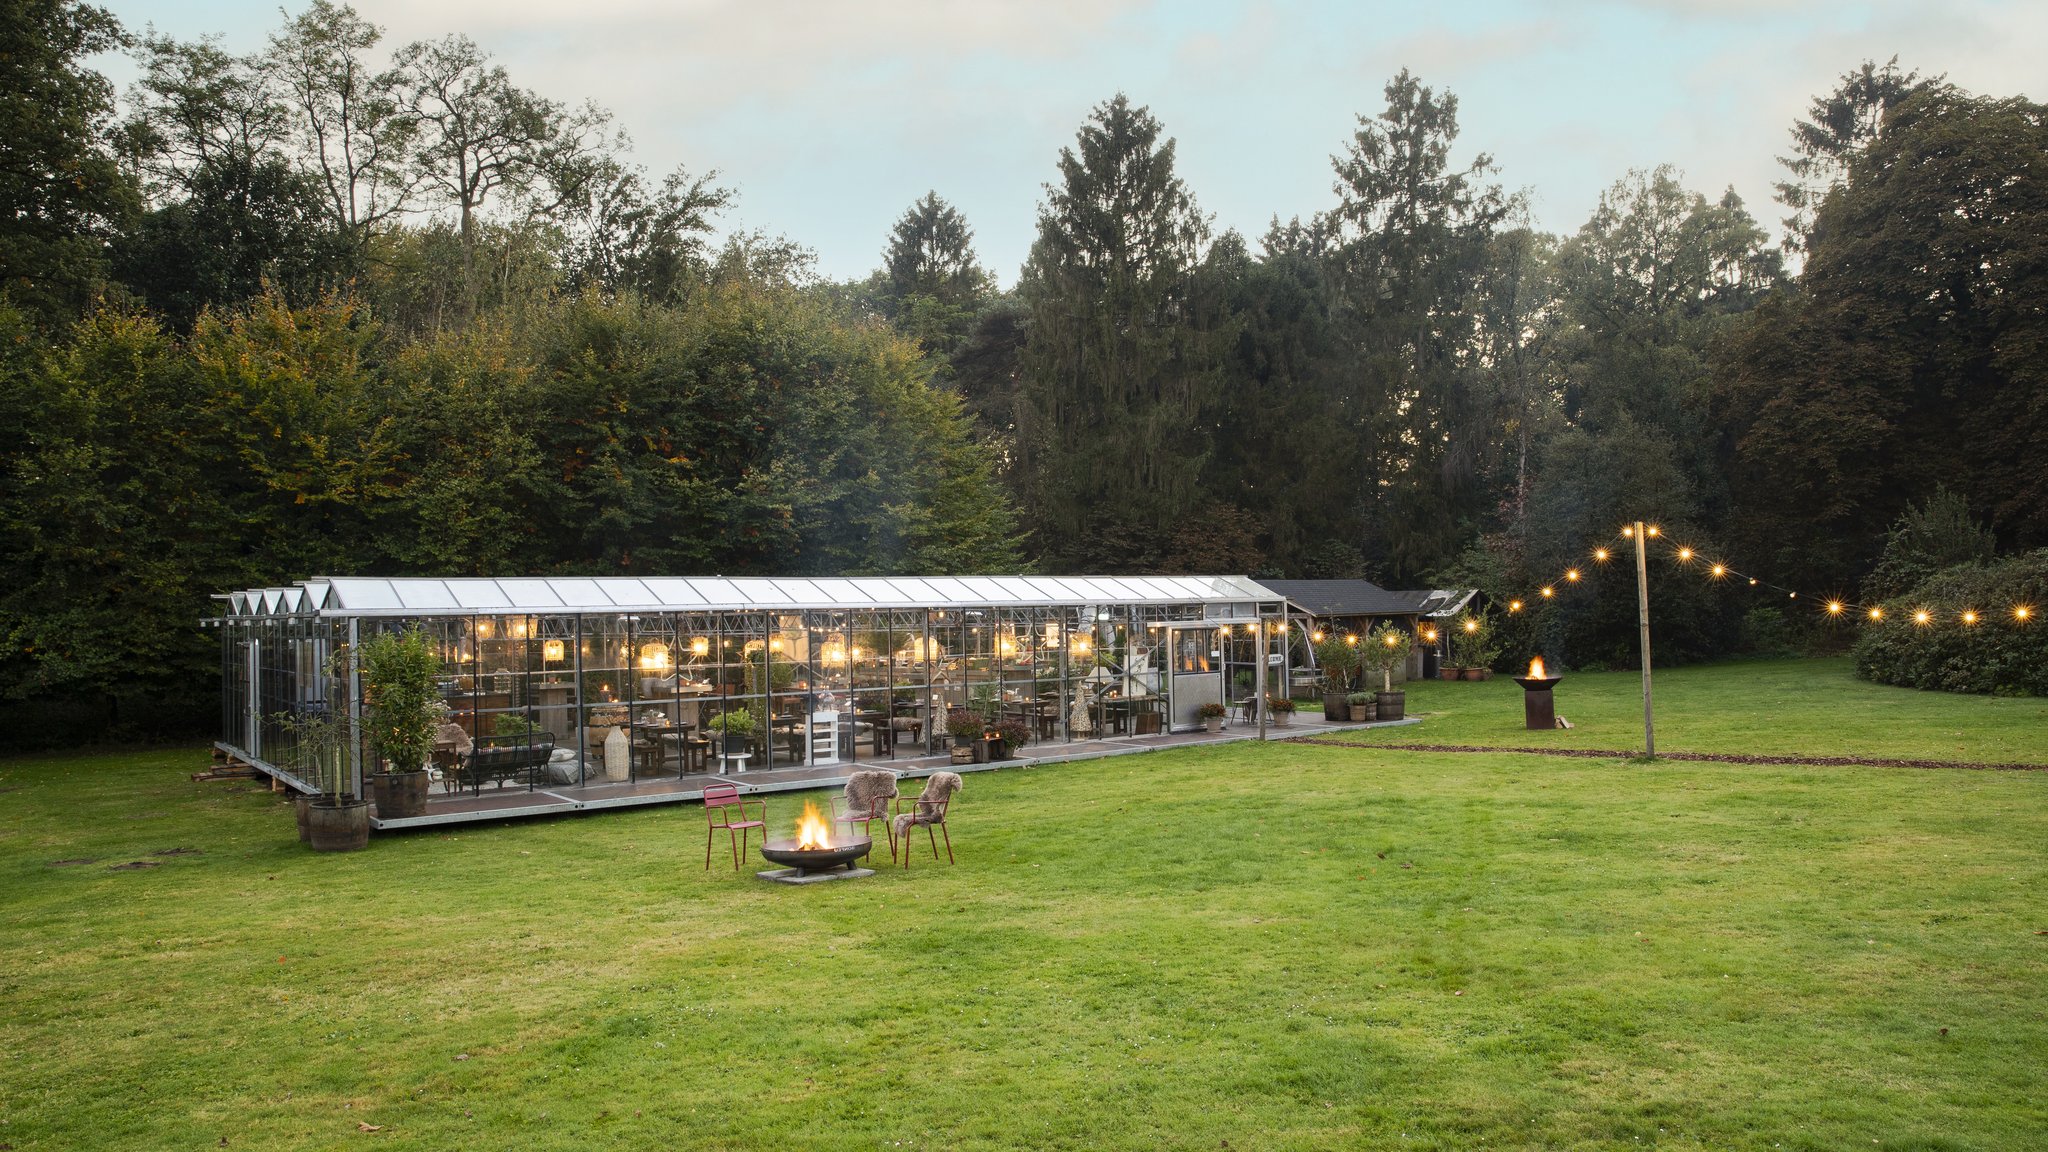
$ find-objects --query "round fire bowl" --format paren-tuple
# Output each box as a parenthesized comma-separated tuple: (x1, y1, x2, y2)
(1511, 675, 1563, 691)
(760, 837, 873, 874)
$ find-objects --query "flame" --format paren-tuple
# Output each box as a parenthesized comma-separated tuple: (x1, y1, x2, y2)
(795, 800, 833, 850)
(1528, 657, 1546, 679)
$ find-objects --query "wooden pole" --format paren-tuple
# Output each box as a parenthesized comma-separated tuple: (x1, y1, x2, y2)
(1634, 520, 1655, 758)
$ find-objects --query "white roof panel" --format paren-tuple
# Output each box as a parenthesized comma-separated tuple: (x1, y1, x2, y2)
(218, 573, 1282, 618)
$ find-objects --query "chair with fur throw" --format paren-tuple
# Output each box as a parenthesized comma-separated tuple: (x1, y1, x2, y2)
(832, 769, 899, 861)
(890, 771, 961, 868)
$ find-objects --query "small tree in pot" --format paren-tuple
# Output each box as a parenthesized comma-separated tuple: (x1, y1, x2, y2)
(1346, 691, 1377, 722)
(362, 628, 442, 823)
(1365, 623, 1413, 721)
(1313, 635, 1361, 720)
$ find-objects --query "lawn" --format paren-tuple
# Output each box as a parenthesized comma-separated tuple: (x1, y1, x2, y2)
(2, 659, 2044, 1150)
(1334, 657, 2048, 766)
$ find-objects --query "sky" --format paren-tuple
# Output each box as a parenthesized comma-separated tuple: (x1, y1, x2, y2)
(100, 0, 2045, 285)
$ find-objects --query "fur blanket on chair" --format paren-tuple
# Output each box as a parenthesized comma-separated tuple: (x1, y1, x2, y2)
(891, 771, 961, 842)
(842, 769, 899, 818)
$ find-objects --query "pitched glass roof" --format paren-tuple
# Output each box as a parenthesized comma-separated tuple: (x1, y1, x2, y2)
(214, 574, 1283, 618)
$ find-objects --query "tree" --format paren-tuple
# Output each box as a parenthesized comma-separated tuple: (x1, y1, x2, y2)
(394, 34, 605, 312)
(1015, 94, 1227, 571)
(1326, 70, 1509, 580)
(1714, 87, 2048, 585)
(265, 0, 416, 259)
(556, 156, 729, 304)
(0, 0, 136, 322)
(1774, 57, 1938, 253)
(1863, 487, 1998, 601)
(875, 191, 994, 369)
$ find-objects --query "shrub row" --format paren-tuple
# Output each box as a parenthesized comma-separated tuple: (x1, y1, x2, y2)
(1852, 551, 2048, 695)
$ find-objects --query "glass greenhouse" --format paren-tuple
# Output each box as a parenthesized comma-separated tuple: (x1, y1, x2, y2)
(208, 575, 1296, 827)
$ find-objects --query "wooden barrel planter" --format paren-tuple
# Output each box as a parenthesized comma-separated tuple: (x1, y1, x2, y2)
(306, 797, 370, 852)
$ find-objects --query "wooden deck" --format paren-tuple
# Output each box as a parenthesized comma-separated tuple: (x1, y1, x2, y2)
(233, 714, 1421, 832)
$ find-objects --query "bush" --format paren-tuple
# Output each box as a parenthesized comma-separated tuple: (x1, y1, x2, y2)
(1197, 701, 1227, 719)
(945, 707, 984, 741)
(1853, 551, 2048, 695)
(1266, 695, 1296, 714)
(993, 719, 1030, 747)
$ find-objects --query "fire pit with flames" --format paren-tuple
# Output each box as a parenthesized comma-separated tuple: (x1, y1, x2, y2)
(1512, 656, 1564, 730)
(757, 800, 874, 884)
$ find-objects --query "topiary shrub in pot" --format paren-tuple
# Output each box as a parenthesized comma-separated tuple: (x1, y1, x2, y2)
(1347, 691, 1377, 722)
(1365, 623, 1413, 721)
(1313, 635, 1361, 720)
(360, 626, 441, 827)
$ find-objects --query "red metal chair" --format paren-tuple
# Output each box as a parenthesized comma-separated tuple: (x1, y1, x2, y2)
(702, 781, 766, 870)
(892, 790, 955, 868)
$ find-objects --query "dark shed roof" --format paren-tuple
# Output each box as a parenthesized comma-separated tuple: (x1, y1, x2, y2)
(1263, 579, 1474, 618)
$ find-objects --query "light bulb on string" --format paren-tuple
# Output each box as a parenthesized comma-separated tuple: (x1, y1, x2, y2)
(1508, 600, 1523, 613)
(1710, 564, 1726, 579)
(1961, 610, 1978, 625)
(1867, 607, 1883, 621)
(1748, 578, 1758, 586)
(1646, 526, 1660, 537)
(1676, 547, 1693, 562)
(2016, 606, 2033, 622)
(1913, 609, 1931, 625)
(1540, 586, 1555, 599)
(1826, 600, 1844, 616)
(1463, 619, 1480, 634)
(1594, 548, 1610, 562)
(1565, 569, 1581, 582)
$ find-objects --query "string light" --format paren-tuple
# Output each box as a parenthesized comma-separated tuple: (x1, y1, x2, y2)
(1463, 619, 1479, 634)
(1748, 578, 1758, 586)
(1646, 526, 1661, 537)
(1867, 607, 1883, 621)
(1565, 569, 1580, 582)
(1594, 548, 1610, 562)
(1540, 586, 1555, 599)
(1913, 609, 1931, 625)
(1508, 600, 1523, 613)
(1961, 610, 1978, 625)
(1710, 564, 1726, 578)
(2016, 606, 2033, 622)
(1676, 547, 1693, 562)
(1826, 600, 1844, 616)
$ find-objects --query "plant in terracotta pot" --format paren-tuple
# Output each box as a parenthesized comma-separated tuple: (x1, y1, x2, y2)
(1449, 611, 1496, 681)
(1266, 695, 1296, 727)
(1365, 623, 1413, 721)
(1312, 635, 1360, 720)
(1197, 700, 1228, 733)
(946, 706, 982, 764)
(361, 626, 441, 826)
(1346, 691, 1378, 722)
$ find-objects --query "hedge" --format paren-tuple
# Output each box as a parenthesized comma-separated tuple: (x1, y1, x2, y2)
(1852, 551, 2048, 695)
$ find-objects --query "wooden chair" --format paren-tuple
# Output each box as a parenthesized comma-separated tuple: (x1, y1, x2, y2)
(702, 781, 765, 870)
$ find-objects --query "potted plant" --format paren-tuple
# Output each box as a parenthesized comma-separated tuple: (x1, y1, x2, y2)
(1450, 611, 1496, 681)
(1313, 635, 1360, 720)
(1266, 695, 1295, 727)
(1366, 623, 1412, 722)
(361, 627, 440, 825)
(992, 718, 1030, 760)
(275, 703, 349, 846)
(707, 706, 756, 757)
(1198, 701, 1227, 733)
(1347, 691, 1378, 722)
(946, 706, 981, 765)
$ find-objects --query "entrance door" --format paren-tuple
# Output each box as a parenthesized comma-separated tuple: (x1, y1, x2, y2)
(1167, 626, 1223, 732)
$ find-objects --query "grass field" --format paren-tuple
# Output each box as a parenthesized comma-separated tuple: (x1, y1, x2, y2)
(1335, 657, 2048, 766)
(2, 659, 2044, 1150)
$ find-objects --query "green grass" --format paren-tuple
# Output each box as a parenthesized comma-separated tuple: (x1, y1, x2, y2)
(1339, 657, 2048, 765)
(2, 658, 2045, 1150)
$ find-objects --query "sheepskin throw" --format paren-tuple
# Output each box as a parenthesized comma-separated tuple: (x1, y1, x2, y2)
(891, 772, 961, 842)
(842, 769, 899, 819)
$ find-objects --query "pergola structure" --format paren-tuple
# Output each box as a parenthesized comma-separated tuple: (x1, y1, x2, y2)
(209, 575, 1294, 824)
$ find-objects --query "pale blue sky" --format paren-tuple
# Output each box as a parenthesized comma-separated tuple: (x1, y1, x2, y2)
(102, 0, 2043, 284)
